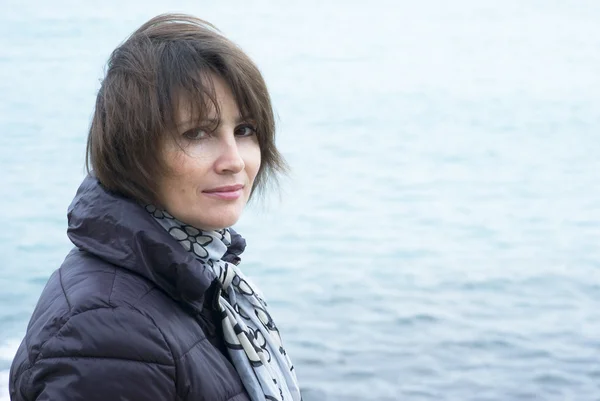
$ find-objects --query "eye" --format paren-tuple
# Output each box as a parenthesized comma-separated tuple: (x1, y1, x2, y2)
(182, 128, 208, 140)
(235, 123, 257, 137)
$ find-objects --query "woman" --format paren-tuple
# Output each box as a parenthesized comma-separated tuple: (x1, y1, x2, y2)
(9, 13, 301, 401)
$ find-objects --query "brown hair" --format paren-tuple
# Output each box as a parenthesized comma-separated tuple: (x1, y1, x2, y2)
(86, 13, 287, 205)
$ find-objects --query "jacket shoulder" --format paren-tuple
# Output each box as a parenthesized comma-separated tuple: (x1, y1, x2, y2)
(9, 249, 177, 400)
(60, 247, 157, 310)
(10, 302, 176, 401)
(13, 248, 166, 367)
(9, 248, 247, 401)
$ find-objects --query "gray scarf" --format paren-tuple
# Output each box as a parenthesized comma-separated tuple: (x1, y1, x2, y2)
(147, 206, 301, 401)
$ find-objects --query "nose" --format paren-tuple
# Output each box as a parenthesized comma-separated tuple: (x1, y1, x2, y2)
(214, 134, 245, 174)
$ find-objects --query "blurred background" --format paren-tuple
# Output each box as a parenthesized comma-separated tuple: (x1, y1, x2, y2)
(1, 0, 600, 400)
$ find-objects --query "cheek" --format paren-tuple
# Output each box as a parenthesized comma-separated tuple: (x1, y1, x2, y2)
(244, 142, 262, 181)
(160, 150, 202, 196)
(170, 144, 214, 176)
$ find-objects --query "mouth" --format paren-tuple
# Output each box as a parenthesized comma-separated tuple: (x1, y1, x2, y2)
(202, 184, 244, 200)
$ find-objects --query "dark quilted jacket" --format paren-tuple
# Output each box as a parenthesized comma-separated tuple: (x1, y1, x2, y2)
(9, 176, 251, 401)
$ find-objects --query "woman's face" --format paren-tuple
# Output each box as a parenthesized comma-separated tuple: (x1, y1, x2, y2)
(156, 74, 261, 230)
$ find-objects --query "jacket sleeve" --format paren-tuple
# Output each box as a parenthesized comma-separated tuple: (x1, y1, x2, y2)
(16, 306, 177, 401)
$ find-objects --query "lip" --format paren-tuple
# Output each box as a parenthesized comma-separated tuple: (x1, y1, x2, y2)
(202, 184, 244, 200)
(203, 184, 244, 193)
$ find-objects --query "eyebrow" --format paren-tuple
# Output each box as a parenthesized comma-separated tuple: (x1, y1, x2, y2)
(177, 116, 251, 128)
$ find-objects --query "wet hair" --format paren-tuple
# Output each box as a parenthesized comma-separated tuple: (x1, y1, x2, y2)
(86, 13, 287, 205)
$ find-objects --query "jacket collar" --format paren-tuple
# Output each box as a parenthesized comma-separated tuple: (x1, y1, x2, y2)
(67, 175, 246, 312)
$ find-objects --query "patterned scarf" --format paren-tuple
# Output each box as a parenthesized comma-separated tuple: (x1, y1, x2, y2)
(147, 206, 302, 401)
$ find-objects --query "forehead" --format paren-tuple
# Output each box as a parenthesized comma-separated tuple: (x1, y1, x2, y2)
(173, 73, 242, 124)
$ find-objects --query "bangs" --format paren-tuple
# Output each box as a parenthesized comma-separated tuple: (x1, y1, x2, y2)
(157, 39, 269, 140)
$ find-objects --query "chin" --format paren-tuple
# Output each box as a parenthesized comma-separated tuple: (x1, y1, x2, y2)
(190, 206, 243, 231)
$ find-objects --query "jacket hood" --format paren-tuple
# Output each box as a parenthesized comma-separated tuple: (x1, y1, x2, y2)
(66, 175, 246, 309)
